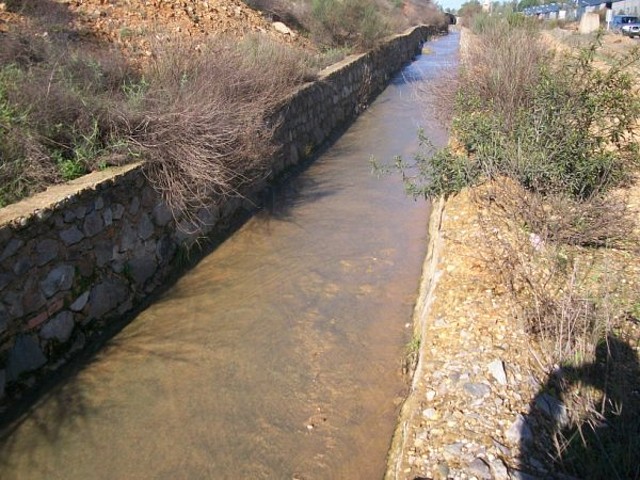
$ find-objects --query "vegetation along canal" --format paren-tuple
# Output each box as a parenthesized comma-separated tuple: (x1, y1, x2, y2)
(0, 32, 458, 479)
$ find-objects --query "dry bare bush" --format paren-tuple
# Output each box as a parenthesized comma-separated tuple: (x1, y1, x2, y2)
(126, 35, 317, 226)
(0, 25, 136, 206)
(417, 65, 459, 127)
(472, 180, 636, 368)
(304, 0, 393, 50)
(398, 0, 446, 31)
(0, 31, 48, 67)
(462, 20, 549, 128)
(481, 180, 636, 248)
(254, 0, 443, 52)
(0, 129, 59, 206)
(0, 18, 320, 210)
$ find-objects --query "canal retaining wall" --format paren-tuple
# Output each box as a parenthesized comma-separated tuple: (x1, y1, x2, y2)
(0, 24, 443, 402)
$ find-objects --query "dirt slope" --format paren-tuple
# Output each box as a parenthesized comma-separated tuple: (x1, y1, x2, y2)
(0, 0, 314, 61)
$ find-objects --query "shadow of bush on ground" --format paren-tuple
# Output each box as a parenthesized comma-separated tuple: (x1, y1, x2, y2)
(520, 333, 640, 479)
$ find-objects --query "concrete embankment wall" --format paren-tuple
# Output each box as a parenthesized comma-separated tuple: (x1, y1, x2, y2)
(0, 25, 443, 402)
(385, 197, 445, 479)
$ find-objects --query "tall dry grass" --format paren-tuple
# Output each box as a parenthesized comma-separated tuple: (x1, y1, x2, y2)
(463, 16, 549, 128)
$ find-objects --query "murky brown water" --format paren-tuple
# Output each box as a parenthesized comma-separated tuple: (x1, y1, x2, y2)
(0, 33, 458, 479)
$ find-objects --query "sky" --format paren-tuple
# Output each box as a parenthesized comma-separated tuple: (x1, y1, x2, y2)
(435, 0, 467, 12)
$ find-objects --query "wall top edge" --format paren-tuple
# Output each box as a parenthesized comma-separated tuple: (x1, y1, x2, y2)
(0, 163, 142, 229)
(318, 52, 369, 78)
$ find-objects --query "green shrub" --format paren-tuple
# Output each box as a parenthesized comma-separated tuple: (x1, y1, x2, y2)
(401, 28, 640, 201)
(308, 0, 391, 50)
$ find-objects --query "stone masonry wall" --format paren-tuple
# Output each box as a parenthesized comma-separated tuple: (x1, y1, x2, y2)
(0, 25, 443, 404)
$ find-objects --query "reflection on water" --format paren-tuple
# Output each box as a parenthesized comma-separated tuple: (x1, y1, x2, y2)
(0, 33, 458, 479)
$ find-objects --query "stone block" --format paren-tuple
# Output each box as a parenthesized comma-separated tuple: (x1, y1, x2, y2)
(119, 220, 137, 252)
(89, 279, 129, 319)
(141, 186, 157, 208)
(13, 257, 32, 276)
(63, 209, 77, 223)
(155, 236, 176, 263)
(174, 221, 199, 244)
(22, 287, 46, 316)
(143, 239, 157, 254)
(6, 335, 47, 382)
(112, 203, 125, 220)
(83, 210, 104, 237)
(36, 239, 60, 266)
(5, 291, 24, 317)
(40, 311, 75, 343)
(129, 196, 140, 216)
(103, 207, 113, 226)
(95, 240, 115, 267)
(138, 213, 154, 241)
(0, 238, 23, 262)
(128, 255, 158, 287)
(69, 291, 90, 312)
(0, 304, 7, 334)
(196, 206, 219, 227)
(152, 203, 173, 227)
(0, 272, 13, 291)
(40, 264, 75, 298)
(74, 205, 87, 220)
(60, 226, 84, 246)
(289, 144, 299, 166)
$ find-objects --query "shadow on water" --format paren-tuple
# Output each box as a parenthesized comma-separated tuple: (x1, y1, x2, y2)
(519, 333, 640, 479)
(0, 316, 201, 473)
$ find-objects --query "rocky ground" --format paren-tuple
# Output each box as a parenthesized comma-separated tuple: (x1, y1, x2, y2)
(388, 190, 542, 480)
(388, 29, 640, 480)
(0, 0, 314, 62)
